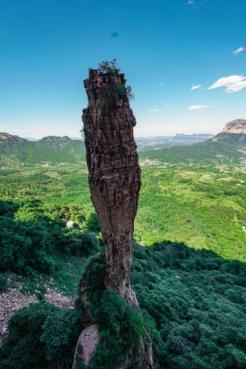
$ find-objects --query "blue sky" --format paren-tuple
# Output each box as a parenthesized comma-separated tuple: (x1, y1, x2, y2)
(0, 0, 246, 138)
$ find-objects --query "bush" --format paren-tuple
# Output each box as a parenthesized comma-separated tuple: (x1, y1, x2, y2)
(77, 252, 106, 304)
(90, 291, 145, 369)
(86, 213, 101, 233)
(0, 200, 18, 217)
(98, 58, 120, 75)
(116, 83, 134, 100)
(0, 217, 55, 274)
(62, 230, 100, 256)
(0, 302, 81, 369)
(0, 274, 8, 292)
(76, 253, 148, 369)
(41, 308, 81, 364)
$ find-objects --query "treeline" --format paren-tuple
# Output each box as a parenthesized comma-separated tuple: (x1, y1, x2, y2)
(0, 199, 100, 275)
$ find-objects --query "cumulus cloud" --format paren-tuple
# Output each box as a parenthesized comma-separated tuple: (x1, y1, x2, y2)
(191, 84, 202, 91)
(233, 47, 246, 55)
(188, 104, 207, 111)
(209, 75, 246, 93)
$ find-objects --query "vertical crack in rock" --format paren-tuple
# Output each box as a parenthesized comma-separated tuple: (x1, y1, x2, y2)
(83, 69, 141, 305)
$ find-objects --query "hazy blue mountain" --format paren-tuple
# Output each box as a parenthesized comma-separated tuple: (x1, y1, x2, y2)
(140, 120, 246, 165)
(136, 133, 213, 151)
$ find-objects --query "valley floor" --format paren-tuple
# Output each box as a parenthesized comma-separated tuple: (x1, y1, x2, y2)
(0, 161, 245, 261)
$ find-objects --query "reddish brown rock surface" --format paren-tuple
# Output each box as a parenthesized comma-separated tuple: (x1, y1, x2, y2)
(82, 69, 141, 304)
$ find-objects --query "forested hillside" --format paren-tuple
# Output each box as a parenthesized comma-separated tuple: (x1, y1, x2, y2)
(0, 132, 214, 167)
(1, 129, 245, 168)
(0, 123, 245, 368)
(0, 160, 245, 261)
(0, 198, 245, 369)
(141, 132, 246, 165)
(0, 133, 85, 167)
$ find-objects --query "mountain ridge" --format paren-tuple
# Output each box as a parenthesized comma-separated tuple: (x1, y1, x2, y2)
(0, 119, 246, 167)
(141, 119, 246, 165)
(0, 133, 29, 149)
(222, 119, 246, 134)
(0, 133, 85, 167)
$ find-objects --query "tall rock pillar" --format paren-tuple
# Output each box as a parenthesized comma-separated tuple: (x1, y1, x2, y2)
(82, 68, 141, 304)
(72, 66, 154, 369)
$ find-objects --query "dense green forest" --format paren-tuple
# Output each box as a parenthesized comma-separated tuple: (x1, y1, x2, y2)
(0, 161, 245, 261)
(0, 133, 246, 368)
(0, 198, 246, 368)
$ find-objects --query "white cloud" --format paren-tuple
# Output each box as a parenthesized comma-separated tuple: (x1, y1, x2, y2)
(149, 108, 159, 112)
(191, 84, 202, 91)
(189, 102, 222, 110)
(209, 75, 246, 93)
(188, 0, 195, 5)
(233, 47, 246, 55)
(188, 104, 207, 111)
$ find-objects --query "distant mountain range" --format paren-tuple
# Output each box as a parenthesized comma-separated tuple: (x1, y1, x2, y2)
(0, 120, 245, 167)
(0, 133, 85, 167)
(136, 133, 213, 150)
(141, 119, 246, 165)
(0, 132, 212, 167)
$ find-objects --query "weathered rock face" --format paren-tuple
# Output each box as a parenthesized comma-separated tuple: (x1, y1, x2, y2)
(73, 324, 99, 368)
(73, 68, 154, 369)
(223, 119, 246, 134)
(82, 69, 141, 304)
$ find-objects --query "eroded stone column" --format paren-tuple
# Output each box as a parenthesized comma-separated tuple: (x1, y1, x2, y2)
(82, 69, 141, 304)
(72, 68, 154, 369)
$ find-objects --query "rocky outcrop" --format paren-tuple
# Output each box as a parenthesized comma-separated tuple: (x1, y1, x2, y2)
(223, 119, 246, 134)
(82, 69, 141, 304)
(73, 68, 153, 368)
(72, 325, 99, 367)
